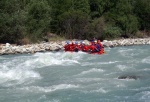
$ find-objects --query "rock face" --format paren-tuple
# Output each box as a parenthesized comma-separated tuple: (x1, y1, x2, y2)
(0, 38, 150, 55)
(118, 75, 139, 80)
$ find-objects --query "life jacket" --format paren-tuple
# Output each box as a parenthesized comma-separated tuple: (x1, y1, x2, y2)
(95, 44, 101, 52)
(74, 44, 80, 52)
(99, 43, 103, 48)
(69, 42, 75, 51)
(90, 45, 96, 52)
(64, 44, 70, 51)
(82, 45, 89, 52)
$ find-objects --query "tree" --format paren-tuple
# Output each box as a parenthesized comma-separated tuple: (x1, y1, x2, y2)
(89, 0, 118, 19)
(26, 0, 51, 41)
(49, 0, 72, 33)
(105, 0, 139, 37)
(71, 0, 90, 14)
(50, 0, 90, 38)
(0, 0, 27, 43)
(134, 0, 150, 31)
(58, 10, 89, 39)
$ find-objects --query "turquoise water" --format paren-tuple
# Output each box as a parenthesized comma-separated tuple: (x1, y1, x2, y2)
(0, 45, 150, 102)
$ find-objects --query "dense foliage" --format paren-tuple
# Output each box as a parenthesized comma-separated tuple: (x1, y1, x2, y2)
(0, 0, 149, 43)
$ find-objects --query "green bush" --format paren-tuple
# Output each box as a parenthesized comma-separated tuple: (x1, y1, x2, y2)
(103, 26, 122, 39)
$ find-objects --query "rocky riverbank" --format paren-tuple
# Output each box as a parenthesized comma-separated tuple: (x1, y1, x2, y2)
(0, 41, 64, 55)
(102, 38, 150, 47)
(0, 38, 150, 55)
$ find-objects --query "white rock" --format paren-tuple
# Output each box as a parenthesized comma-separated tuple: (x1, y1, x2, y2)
(147, 41, 150, 44)
(6, 43, 10, 47)
(103, 40, 108, 43)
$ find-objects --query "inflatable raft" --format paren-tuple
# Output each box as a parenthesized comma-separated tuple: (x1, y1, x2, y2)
(64, 40, 105, 55)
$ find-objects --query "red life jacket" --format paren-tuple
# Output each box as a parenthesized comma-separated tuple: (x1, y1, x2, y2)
(81, 45, 88, 52)
(78, 44, 84, 50)
(90, 45, 95, 52)
(64, 44, 70, 51)
(74, 44, 80, 51)
(68, 42, 74, 51)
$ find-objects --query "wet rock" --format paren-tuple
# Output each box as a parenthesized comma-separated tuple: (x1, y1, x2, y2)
(118, 75, 139, 80)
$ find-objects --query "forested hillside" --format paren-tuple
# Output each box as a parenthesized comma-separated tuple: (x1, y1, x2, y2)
(0, 0, 150, 44)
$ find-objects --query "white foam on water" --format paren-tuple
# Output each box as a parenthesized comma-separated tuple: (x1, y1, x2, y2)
(37, 95, 47, 101)
(19, 84, 79, 93)
(131, 86, 150, 91)
(79, 68, 104, 75)
(81, 62, 95, 66)
(99, 61, 120, 65)
(82, 87, 109, 94)
(136, 91, 150, 101)
(24, 52, 82, 68)
(0, 64, 9, 70)
(137, 68, 150, 73)
(118, 48, 137, 58)
(143, 68, 150, 71)
(35, 51, 85, 60)
(0, 69, 41, 85)
(116, 65, 128, 71)
(0, 56, 6, 60)
(81, 61, 120, 66)
(89, 88, 109, 93)
(142, 56, 150, 64)
(0, 56, 33, 70)
(116, 83, 126, 88)
(75, 78, 105, 83)
(0, 55, 42, 87)
(112, 80, 127, 88)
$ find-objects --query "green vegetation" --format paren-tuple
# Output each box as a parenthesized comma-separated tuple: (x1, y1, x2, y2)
(0, 0, 149, 44)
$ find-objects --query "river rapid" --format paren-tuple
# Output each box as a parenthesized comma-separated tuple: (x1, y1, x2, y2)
(0, 45, 150, 102)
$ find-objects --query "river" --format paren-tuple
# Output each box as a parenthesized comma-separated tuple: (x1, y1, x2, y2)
(0, 45, 150, 102)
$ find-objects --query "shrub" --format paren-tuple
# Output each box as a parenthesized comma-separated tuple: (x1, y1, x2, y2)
(103, 26, 122, 39)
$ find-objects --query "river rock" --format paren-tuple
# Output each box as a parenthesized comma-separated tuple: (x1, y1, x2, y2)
(6, 43, 11, 48)
(118, 75, 139, 80)
(103, 40, 114, 47)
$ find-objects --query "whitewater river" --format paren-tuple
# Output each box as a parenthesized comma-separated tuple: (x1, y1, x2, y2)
(0, 45, 150, 102)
